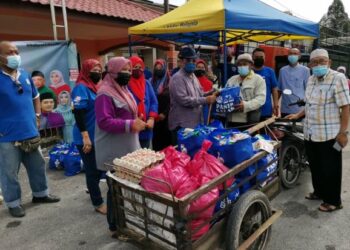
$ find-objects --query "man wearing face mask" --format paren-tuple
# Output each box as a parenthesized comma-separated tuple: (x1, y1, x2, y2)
(287, 49, 350, 212)
(169, 47, 217, 145)
(252, 48, 279, 119)
(278, 48, 310, 117)
(0, 41, 60, 218)
(226, 53, 266, 128)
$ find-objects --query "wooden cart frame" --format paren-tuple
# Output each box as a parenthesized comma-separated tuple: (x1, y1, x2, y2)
(107, 138, 281, 250)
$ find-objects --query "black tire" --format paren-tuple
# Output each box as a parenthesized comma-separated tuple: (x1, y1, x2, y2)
(226, 190, 272, 250)
(279, 141, 302, 189)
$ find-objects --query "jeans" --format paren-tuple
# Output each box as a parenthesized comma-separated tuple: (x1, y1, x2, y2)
(77, 145, 104, 208)
(0, 142, 49, 208)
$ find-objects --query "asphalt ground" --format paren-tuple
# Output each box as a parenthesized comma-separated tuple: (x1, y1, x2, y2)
(1, 146, 350, 250)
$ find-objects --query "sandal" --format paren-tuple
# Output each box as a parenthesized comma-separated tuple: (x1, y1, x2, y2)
(305, 192, 321, 200)
(318, 203, 343, 212)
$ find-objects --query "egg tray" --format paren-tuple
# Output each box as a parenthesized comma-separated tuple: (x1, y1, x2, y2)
(112, 162, 160, 184)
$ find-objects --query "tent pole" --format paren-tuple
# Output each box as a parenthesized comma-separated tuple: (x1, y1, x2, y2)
(128, 35, 132, 57)
(222, 30, 227, 87)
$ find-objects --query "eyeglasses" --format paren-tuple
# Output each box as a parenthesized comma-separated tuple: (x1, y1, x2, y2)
(310, 59, 329, 66)
(13, 80, 23, 94)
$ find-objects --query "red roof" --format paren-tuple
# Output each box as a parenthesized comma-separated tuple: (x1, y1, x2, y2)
(22, 0, 162, 22)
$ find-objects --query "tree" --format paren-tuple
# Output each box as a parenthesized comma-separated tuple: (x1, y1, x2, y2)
(319, 0, 350, 38)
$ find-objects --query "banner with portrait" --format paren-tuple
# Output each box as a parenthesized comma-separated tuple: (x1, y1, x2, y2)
(14, 40, 79, 89)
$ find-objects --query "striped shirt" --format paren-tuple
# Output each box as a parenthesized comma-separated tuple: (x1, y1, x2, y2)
(304, 69, 350, 142)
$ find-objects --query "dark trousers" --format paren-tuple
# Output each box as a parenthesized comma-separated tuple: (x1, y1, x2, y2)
(304, 139, 342, 206)
(107, 178, 117, 231)
(77, 145, 104, 208)
(139, 139, 151, 149)
(170, 126, 181, 146)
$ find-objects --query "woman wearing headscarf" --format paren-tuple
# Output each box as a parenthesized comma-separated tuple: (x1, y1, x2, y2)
(49, 69, 71, 97)
(54, 91, 75, 143)
(128, 56, 158, 149)
(150, 59, 172, 151)
(71, 59, 106, 215)
(195, 59, 213, 93)
(94, 57, 146, 233)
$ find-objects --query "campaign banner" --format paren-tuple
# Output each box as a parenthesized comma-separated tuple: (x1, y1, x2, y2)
(14, 40, 79, 89)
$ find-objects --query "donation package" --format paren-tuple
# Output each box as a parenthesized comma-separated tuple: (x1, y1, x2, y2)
(111, 124, 277, 240)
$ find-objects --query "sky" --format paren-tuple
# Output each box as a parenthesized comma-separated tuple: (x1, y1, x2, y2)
(152, 0, 350, 22)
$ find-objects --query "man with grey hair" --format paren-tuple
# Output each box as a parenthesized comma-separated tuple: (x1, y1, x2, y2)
(278, 48, 310, 117)
(287, 48, 350, 212)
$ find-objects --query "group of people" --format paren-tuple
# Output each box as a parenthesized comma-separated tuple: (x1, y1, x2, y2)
(0, 39, 349, 238)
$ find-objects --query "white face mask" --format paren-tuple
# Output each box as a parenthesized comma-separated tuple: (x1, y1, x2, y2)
(2, 55, 21, 69)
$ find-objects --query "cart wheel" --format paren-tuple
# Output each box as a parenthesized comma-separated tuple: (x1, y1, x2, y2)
(226, 190, 272, 250)
(279, 142, 301, 189)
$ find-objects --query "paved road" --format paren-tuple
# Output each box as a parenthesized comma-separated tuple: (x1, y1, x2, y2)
(1, 146, 350, 250)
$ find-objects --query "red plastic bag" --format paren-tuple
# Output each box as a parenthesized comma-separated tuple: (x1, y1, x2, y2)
(191, 219, 210, 241)
(141, 147, 192, 195)
(175, 176, 199, 198)
(141, 160, 173, 194)
(188, 177, 219, 219)
(162, 146, 190, 168)
(187, 140, 234, 189)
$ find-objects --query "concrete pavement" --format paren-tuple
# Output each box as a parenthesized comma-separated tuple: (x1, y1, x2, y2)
(1, 146, 350, 250)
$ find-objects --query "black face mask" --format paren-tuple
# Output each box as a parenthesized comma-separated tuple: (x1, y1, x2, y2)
(89, 72, 101, 84)
(253, 58, 264, 68)
(132, 69, 143, 79)
(194, 69, 206, 77)
(115, 72, 131, 86)
(154, 69, 165, 78)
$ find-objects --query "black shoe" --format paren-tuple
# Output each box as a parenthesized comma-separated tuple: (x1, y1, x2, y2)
(32, 194, 60, 204)
(9, 206, 25, 218)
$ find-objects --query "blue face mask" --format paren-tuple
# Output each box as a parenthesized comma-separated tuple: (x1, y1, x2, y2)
(6, 55, 21, 69)
(288, 55, 299, 65)
(312, 65, 329, 77)
(238, 66, 250, 76)
(184, 62, 196, 74)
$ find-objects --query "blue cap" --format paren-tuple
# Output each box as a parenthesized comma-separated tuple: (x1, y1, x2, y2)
(178, 47, 197, 59)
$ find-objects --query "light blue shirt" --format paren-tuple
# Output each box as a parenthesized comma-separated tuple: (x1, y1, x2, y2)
(278, 64, 310, 114)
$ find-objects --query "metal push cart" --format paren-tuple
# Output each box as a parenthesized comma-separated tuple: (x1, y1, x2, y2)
(106, 118, 282, 250)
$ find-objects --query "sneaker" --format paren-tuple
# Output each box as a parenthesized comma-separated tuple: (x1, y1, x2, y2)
(32, 194, 60, 204)
(9, 206, 25, 218)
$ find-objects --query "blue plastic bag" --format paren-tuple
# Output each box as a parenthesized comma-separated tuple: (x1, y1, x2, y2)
(208, 129, 254, 168)
(215, 86, 241, 113)
(48, 142, 70, 170)
(237, 164, 256, 178)
(177, 124, 222, 158)
(214, 182, 240, 213)
(236, 178, 252, 195)
(63, 145, 83, 177)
